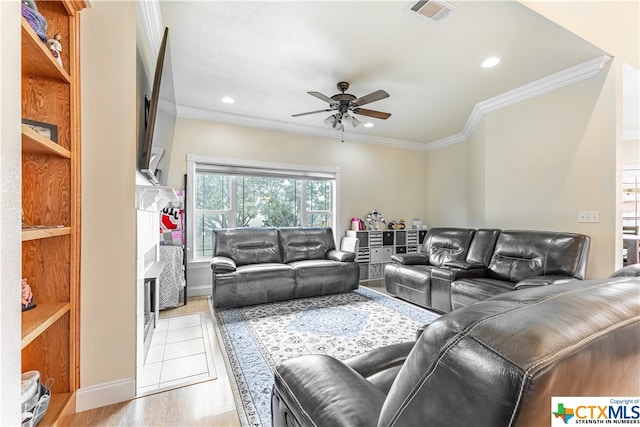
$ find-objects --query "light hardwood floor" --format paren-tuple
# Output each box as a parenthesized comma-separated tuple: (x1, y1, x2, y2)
(68, 284, 387, 426)
(67, 297, 241, 426)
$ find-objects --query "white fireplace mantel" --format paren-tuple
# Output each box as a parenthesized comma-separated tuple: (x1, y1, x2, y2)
(136, 185, 179, 212)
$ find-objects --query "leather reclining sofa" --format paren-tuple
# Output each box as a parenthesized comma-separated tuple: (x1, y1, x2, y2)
(384, 227, 590, 312)
(272, 277, 640, 427)
(210, 227, 359, 308)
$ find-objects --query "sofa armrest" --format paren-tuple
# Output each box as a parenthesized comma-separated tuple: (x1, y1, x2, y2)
(390, 253, 429, 265)
(430, 266, 487, 312)
(211, 256, 237, 273)
(342, 341, 414, 394)
(609, 263, 640, 278)
(326, 249, 356, 262)
(514, 275, 578, 290)
(272, 354, 385, 427)
(343, 341, 414, 378)
(443, 260, 486, 270)
(431, 265, 486, 280)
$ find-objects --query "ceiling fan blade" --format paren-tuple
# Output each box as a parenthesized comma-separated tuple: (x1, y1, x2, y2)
(308, 91, 336, 105)
(352, 90, 389, 107)
(353, 108, 391, 120)
(291, 109, 333, 118)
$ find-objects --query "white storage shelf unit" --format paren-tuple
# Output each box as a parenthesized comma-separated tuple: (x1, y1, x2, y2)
(346, 229, 428, 281)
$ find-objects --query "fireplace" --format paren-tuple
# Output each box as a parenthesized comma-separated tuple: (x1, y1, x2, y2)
(143, 276, 156, 361)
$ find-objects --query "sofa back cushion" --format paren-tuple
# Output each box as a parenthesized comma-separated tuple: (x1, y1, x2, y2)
(213, 227, 281, 266)
(466, 228, 501, 266)
(487, 230, 590, 282)
(422, 228, 475, 266)
(279, 227, 336, 264)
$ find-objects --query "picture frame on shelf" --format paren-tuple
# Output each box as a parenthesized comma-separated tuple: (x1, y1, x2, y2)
(22, 119, 58, 143)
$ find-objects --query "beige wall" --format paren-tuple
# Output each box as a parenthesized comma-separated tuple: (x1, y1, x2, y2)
(425, 65, 616, 278)
(424, 140, 470, 227)
(80, 1, 137, 387)
(482, 65, 616, 278)
(467, 120, 487, 226)
(167, 119, 428, 234)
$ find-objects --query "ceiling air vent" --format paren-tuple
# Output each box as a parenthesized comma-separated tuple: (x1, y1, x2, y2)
(411, 0, 454, 22)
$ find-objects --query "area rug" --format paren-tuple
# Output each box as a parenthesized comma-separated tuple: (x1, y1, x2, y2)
(215, 286, 439, 427)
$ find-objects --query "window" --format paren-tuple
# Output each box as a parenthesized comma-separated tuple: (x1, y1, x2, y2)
(188, 156, 339, 259)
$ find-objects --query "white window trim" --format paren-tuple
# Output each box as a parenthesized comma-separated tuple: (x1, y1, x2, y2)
(186, 154, 341, 264)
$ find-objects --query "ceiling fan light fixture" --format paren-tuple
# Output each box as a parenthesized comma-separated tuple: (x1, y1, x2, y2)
(324, 114, 343, 131)
(295, 82, 391, 131)
(324, 114, 336, 127)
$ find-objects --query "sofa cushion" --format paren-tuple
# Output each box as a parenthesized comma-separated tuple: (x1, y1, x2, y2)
(214, 263, 296, 307)
(279, 227, 335, 263)
(213, 227, 281, 266)
(384, 263, 434, 309)
(422, 228, 476, 266)
(465, 228, 501, 266)
(450, 277, 515, 310)
(290, 259, 356, 297)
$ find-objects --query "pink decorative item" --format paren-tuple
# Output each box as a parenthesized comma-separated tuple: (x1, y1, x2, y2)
(350, 217, 364, 231)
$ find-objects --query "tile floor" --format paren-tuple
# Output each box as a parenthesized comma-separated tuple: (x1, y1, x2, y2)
(139, 313, 217, 395)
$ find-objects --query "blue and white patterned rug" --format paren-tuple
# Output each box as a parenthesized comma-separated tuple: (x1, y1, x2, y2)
(214, 286, 439, 427)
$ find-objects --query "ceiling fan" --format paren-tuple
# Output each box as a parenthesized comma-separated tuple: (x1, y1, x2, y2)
(292, 81, 391, 131)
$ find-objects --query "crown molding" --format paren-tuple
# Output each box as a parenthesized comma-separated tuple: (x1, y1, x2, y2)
(177, 106, 430, 150)
(175, 55, 612, 152)
(422, 54, 612, 151)
(137, 0, 164, 62)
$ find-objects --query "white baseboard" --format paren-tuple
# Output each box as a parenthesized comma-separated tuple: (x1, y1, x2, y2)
(187, 284, 211, 297)
(75, 378, 135, 413)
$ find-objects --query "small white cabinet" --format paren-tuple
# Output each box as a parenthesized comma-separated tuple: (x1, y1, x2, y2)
(347, 228, 428, 281)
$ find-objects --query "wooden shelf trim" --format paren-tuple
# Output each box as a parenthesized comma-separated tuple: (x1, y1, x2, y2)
(21, 18, 71, 83)
(21, 302, 70, 349)
(22, 226, 71, 241)
(22, 125, 71, 158)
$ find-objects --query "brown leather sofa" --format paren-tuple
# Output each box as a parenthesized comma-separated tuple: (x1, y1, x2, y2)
(272, 277, 640, 427)
(211, 227, 359, 308)
(385, 227, 590, 312)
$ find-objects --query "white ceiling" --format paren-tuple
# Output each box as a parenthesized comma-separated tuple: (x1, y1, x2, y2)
(139, 1, 622, 149)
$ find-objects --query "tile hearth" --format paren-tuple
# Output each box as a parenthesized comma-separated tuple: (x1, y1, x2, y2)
(139, 313, 217, 395)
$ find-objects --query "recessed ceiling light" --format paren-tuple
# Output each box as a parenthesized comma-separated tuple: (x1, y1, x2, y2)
(363, 122, 374, 128)
(481, 57, 500, 68)
(221, 96, 235, 104)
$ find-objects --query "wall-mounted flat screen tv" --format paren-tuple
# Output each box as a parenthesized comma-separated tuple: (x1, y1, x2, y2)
(139, 27, 176, 186)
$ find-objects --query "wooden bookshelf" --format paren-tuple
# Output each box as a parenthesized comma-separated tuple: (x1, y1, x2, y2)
(20, 1, 86, 422)
(21, 17, 71, 83)
(22, 124, 71, 158)
(22, 226, 71, 241)
(21, 302, 70, 349)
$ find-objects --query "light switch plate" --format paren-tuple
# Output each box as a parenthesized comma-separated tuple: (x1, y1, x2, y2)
(578, 211, 599, 223)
